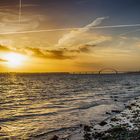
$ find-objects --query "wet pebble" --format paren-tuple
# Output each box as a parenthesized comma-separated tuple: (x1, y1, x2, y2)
(106, 112, 111, 115)
(111, 110, 121, 113)
(84, 125, 92, 132)
(50, 135, 59, 140)
(111, 117, 119, 122)
(99, 121, 107, 126)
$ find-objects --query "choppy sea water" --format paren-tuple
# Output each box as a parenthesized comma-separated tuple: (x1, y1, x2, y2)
(0, 73, 140, 139)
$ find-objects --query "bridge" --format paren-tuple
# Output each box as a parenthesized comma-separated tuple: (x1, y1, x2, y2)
(98, 68, 118, 74)
(70, 68, 118, 74)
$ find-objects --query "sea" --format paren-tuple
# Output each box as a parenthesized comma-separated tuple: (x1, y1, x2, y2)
(0, 73, 140, 139)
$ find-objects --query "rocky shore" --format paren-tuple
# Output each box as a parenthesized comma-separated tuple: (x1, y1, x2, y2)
(50, 97, 140, 140)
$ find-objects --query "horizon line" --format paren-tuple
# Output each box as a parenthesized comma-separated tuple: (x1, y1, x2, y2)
(0, 71, 139, 73)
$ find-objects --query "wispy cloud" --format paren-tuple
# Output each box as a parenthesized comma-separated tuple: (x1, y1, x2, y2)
(0, 58, 7, 62)
(0, 43, 96, 60)
(0, 44, 12, 52)
(0, 9, 45, 33)
(24, 47, 73, 60)
(21, 46, 91, 60)
(0, 44, 74, 60)
(56, 17, 109, 48)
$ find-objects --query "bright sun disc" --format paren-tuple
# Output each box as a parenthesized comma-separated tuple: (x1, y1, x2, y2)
(4, 52, 26, 68)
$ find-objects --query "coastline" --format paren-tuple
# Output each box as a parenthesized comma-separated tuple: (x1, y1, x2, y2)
(50, 96, 140, 140)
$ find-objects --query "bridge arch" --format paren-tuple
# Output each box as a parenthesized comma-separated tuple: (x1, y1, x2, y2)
(99, 68, 118, 74)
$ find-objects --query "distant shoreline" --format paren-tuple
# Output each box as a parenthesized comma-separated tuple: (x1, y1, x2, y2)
(0, 71, 139, 75)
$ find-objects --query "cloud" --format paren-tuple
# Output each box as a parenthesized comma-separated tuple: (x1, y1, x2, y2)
(0, 58, 7, 62)
(46, 50, 73, 59)
(77, 45, 94, 52)
(85, 35, 112, 46)
(0, 43, 90, 60)
(19, 47, 74, 60)
(19, 45, 97, 60)
(0, 9, 45, 33)
(56, 17, 108, 48)
(0, 17, 112, 60)
(0, 44, 11, 52)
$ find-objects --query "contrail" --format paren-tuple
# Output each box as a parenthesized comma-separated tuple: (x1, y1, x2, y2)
(0, 28, 78, 35)
(1, 24, 140, 35)
(91, 24, 140, 29)
(0, 4, 39, 8)
(19, 0, 22, 23)
(120, 29, 140, 36)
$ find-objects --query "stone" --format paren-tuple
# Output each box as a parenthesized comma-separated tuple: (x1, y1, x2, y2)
(50, 135, 59, 140)
(111, 110, 121, 113)
(99, 121, 107, 126)
(84, 125, 91, 132)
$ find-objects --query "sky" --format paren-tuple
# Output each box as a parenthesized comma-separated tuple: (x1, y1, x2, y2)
(0, 0, 140, 72)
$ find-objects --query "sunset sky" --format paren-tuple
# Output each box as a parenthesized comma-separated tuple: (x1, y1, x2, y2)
(0, 0, 140, 72)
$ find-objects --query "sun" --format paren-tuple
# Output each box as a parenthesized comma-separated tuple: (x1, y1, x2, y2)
(3, 52, 26, 68)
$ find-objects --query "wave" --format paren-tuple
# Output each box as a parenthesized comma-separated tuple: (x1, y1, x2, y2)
(0, 112, 57, 122)
(30, 125, 79, 138)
